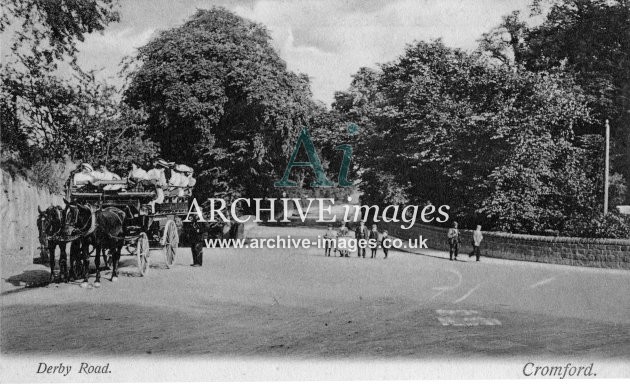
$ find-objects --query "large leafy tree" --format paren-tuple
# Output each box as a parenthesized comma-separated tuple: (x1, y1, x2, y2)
(345, 40, 599, 234)
(308, 69, 383, 189)
(479, 0, 630, 203)
(124, 8, 317, 206)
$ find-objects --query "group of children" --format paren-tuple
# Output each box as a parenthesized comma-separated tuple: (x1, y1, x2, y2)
(321, 220, 484, 261)
(323, 221, 391, 259)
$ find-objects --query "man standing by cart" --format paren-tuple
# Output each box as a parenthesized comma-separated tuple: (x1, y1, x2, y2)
(189, 216, 207, 267)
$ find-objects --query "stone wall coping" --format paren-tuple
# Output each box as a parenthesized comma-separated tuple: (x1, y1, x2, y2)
(413, 223, 630, 246)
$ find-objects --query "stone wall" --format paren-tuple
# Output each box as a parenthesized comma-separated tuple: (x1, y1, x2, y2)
(379, 222, 630, 270)
(1, 170, 63, 258)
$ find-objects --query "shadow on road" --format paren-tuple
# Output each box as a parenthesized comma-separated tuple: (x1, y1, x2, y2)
(4, 269, 50, 288)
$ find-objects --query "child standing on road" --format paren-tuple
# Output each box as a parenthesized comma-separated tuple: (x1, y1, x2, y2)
(381, 230, 390, 259)
(369, 224, 379, 258)
(469, 225, 483, 262)
(323, 225, 337, 257)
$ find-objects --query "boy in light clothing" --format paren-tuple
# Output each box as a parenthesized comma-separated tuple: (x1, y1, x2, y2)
(469, 225, 483, 262)
(381, 230, 390, 259)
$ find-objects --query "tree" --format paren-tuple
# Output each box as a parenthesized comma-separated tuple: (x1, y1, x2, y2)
(63, 76, 160, 175)
(478, 11, 529, 66)
(480, 0, 630, 203)
(124, 8, 317, 206)
(346, 40, 600, 234)
(1, 0, 119, 70)
(1, 67, 159, 174)
(1, 0, 121, 163)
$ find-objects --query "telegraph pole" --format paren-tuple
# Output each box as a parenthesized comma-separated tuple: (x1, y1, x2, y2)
(604, 119, 610, 215)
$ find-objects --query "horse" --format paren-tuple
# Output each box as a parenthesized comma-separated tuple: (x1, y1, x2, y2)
(37, 205, 70, 283)
(61, 200, 96, 285)
(62, 199, 126, 285)
(93, 206, 126, 283)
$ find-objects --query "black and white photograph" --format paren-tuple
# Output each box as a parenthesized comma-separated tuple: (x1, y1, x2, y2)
(1, 0, 629, 381)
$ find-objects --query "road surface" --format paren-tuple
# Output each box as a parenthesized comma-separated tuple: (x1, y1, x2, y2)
(2, 224, 629, 360)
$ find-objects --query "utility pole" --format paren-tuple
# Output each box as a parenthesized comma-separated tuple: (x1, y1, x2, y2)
(604, 119, 610, 215)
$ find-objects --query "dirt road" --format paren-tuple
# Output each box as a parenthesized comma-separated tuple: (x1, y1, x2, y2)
(2, 225, 629, 359)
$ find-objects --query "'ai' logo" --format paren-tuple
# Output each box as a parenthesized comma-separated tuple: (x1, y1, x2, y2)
(274, 126, 355, 188)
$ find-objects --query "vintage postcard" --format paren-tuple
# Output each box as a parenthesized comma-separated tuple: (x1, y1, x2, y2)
(1, 0, 629, 382)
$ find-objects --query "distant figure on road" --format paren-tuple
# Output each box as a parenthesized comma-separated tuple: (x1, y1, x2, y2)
(337, 223, 350, 257)
(448, 221, 460, 261)
(381, 230, 390, 259)
(355, 221, 369, 258)
(469, 225, 483, 262)
(368, 224, 379, 258)
(338, 223, 349, 237)
(323, 224, 336, 257)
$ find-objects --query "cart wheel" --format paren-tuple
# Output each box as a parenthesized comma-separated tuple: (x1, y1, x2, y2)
(162, 219, 179, 267)
(136, 233, 150, 276)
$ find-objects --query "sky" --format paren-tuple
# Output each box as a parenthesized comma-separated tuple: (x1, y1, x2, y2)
(74, 0, 534, 106)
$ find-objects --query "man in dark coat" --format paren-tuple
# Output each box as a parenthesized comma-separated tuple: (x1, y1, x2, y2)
(189, 217, 208, 267)
(355, 221, 369, 258)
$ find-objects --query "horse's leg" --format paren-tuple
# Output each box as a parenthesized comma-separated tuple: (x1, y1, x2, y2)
(112, 240, 124, 281)
(94, 243, 102, 285)
(110, 245, 119, 281)
(59, 243, 69, 283)
(82, 239, 90, 282)
(93, 244, 105, 283)
(117, 242, 124, 273)
(69, 241, 77, 281)
(48, 243, 56, 283)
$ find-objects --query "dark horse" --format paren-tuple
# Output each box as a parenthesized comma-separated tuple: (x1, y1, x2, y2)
(61, 200, 96, 284)
(63, 200, 126, 285)
(37, 205, 70, 283)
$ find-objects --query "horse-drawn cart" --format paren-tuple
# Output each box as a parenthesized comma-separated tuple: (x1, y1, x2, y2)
(66, 179, 186, 276)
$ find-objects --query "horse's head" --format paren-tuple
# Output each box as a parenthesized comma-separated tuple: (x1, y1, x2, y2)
(62, 199, 93, 237)
(37, 205, 64, 237)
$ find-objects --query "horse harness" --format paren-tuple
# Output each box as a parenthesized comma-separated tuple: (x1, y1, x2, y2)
(57, 205, 97, 243)
(38, 208, 63, 243)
